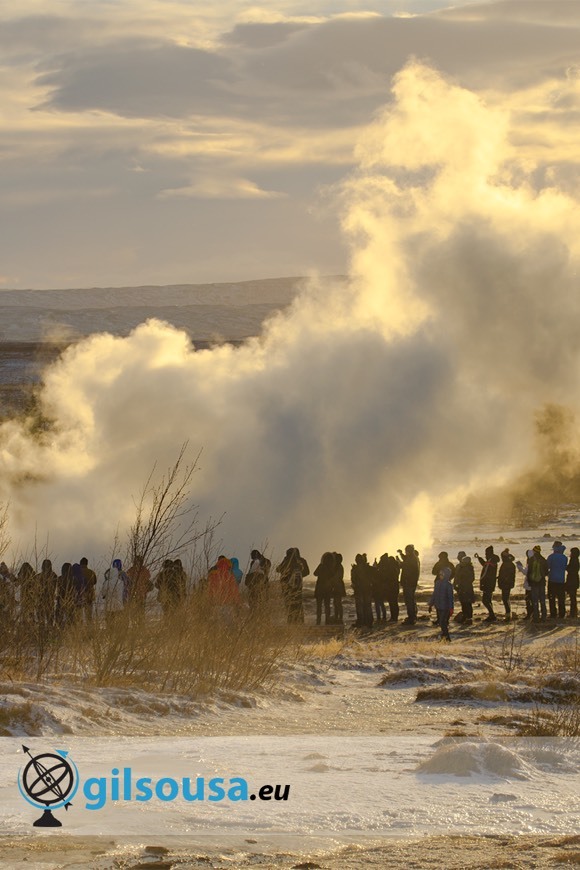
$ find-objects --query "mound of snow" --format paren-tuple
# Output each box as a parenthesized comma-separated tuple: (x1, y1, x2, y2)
(416, 741, 530, 779)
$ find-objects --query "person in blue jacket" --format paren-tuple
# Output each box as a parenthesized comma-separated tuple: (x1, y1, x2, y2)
(429, 566, 453, 641)
(547, 541, 568, 620)
(230, 557, 243, 585)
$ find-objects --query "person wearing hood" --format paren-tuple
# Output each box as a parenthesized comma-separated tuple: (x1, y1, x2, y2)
(56, 563, 75, 627)
(35, 559, 58, 632)
(527, 545, 548, 623)
(566, 547, 579, 619)
(230, 558, 243, 585)
(103, 558, 130, 618)
(208, 556, 241, 616)
(547, 541, 567, 620)
(475, 545, 499, 623)
(0, 562, 16, 624)
(277, 548, 309, 623)
(516, 550, 534, 620)
(429, 566, 453, 641)
(454, 552, 475, 625)
(397, 545, 420, 625)
(498, 549, 516, 621)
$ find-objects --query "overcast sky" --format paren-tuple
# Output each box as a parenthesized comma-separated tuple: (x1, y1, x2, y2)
(1, 0, 579, 290)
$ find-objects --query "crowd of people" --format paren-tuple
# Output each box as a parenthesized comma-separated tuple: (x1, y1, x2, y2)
(0, 540, 577, 636)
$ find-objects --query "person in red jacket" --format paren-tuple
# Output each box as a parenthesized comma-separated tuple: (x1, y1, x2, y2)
(208, 556, 241, 619)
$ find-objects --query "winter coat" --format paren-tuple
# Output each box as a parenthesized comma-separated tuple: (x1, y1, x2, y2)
(454, 558, 475, 603)
(350, 559, 374, 601)
(429, 575, 454, 612)
(566, 554, 579, 592)
(399, 553, 420, 589)
(547, 545, 568, 584)
(498, 559, 516, 591)
(478, 553, 499, 592)
(103, 564, 129, 612)
(277, 550, 309, 595)
(230, 558, 243, 585)
(376, 555, 400, 599)
(314, 553, 336, 600)
(208, 558, 241, 605)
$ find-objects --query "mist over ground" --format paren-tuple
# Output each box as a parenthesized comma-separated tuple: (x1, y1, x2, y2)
(1, 63, 580, 569)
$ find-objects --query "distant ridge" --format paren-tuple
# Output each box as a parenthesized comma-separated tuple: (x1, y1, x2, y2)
(0, 276, 346, 342)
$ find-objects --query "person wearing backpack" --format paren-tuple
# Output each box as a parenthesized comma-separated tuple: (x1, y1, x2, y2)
(528, 545, 548, 623)
(497, 549, 516, 621)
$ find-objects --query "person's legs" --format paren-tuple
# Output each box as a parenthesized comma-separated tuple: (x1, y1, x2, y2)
(482, 589, 496, 620)
(403, 584, 416, 623)
(316, 598, 322, 625)
(438, 608, 450, 640)
(324, 595, 332, 625)
(502, 589, 511, 618)
(569, 587, 578, 618)
(556, 584, 566, 619)
(388, 596, 399, 621)
(547, 581, 557, 619)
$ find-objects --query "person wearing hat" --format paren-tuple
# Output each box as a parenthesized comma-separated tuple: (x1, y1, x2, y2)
(475, 545, 499, 623)
(498, 549, 516, 621)
(546, 541, 567, 620)
(528, 545, 548, 623)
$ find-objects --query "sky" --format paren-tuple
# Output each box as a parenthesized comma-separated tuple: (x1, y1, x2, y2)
(2, 0, 580, 290)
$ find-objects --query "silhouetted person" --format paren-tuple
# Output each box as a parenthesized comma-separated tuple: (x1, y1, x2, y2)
(371, 557, 386, 623)
(454, 552, 475, 624)
(547, 541, 567, 620)
(127, 555, 152, 610)
(397, 545, 420, 625)
(498, 549, 516, 621)
(245, 550, 271, 612)
(80, 557, 97, 622)
(277, 548, 309, 623)
(314, 552, 335, 625)
(35, 559, 58, 632)
(350, 553, 374, 629)
(71, 563, 87, 620)
(566, 546, 579, 619)
(17, 562, 37, 627)
(330, 553, 346, 624)
(376, 553, 400, 622)
(0, 562, 16, 624)
(516, 550, 534, 620)
(528, 545, 548, 623)
(476, 546, 499, 622)
(429, 566, 453, 641)
(431, 552, 455, 582)
(56, 563, 75, 627)
(155, 559, 184, 614)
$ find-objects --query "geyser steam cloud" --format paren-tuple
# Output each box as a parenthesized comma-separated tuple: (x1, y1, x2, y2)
(2, 63, 580, 565)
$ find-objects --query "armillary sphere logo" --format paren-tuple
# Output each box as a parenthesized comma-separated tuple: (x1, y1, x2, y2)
(18, 745, 80, 827)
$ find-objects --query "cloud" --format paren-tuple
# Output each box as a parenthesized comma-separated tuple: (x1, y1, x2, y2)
(158, 175, 285, 199)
